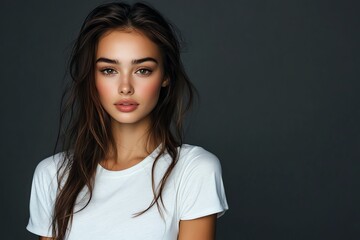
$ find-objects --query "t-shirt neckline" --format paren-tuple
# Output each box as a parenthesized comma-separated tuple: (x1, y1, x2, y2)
(96, 145, 161, 178)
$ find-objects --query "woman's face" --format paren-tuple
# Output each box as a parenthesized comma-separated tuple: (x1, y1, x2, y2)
(95, 29, 168, 127)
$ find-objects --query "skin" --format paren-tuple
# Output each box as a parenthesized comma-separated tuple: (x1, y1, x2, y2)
(40, 29, 217, 240)
(95, 29, 168, 169)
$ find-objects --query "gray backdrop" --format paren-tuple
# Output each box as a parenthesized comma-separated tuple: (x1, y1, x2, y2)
(0, 0, 359, 239)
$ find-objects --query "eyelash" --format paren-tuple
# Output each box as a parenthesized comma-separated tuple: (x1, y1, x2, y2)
(99, 68, 153, 76)
(100, 68, 117, 75)
(136, 68, 152, 76)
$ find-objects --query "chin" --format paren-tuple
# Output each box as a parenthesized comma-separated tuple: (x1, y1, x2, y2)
(111, 115, 151, 126)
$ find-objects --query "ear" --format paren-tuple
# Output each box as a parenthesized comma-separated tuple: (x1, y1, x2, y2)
(162, 78, 169, 87)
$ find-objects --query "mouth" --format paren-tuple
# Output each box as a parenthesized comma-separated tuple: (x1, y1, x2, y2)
(119, 103, 135, 106)
(114, 100, 139, 112)
(115, 99, 139, 105)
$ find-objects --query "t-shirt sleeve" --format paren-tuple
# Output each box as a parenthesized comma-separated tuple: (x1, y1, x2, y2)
(26, 156, 58, 237)
(177, 147, 229, 220)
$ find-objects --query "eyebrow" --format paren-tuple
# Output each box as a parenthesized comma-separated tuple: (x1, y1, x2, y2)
(95, 57, 158, 65)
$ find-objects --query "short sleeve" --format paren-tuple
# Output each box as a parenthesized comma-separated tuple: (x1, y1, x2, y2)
(177, 147, 229, 220)
(26, 156, 59, 237)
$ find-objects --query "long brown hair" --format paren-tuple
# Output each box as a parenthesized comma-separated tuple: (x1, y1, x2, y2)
(53, 2, 196, 239)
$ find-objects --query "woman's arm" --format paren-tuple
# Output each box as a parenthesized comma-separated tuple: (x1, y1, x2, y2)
(39, 237, 52, 240)
(178, 214, 217, 240)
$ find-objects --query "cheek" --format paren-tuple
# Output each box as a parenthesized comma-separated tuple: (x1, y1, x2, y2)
(95, 80, 113, 100)
(139, 82, 162, 102)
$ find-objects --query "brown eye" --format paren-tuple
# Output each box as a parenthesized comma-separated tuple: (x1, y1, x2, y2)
(136, 68, 152, 75)
(101, 68, 117, 75)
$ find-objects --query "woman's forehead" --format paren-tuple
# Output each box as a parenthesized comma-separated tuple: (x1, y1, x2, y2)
(96, 29, 162, 63)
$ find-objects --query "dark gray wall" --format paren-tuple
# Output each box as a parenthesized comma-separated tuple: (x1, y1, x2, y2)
(1, 0, 359, 239)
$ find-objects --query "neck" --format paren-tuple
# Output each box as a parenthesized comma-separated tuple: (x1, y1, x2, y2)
(103, 117, 158, 168)
(112, 122, 149, 150)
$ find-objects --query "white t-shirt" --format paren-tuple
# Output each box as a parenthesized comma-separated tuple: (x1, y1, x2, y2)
(26, 144, 228, 239)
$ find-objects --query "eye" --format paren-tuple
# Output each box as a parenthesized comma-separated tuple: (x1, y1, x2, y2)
(136, 68, 152, 76)
(100, 68, 117, 75)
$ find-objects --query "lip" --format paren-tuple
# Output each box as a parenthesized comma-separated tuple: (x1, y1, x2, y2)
(114, 99, 139, 113)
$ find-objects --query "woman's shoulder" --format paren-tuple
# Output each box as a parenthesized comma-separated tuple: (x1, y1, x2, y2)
(176, 144, 222, 172)
(32, 152, 67, 179)
(173, 145, 228, 220)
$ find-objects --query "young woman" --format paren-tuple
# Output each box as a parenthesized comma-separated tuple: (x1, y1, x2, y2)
(27, 2, 228, 240)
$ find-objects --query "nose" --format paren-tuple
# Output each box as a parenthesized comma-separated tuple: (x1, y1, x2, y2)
(118, 74, 134, 95)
